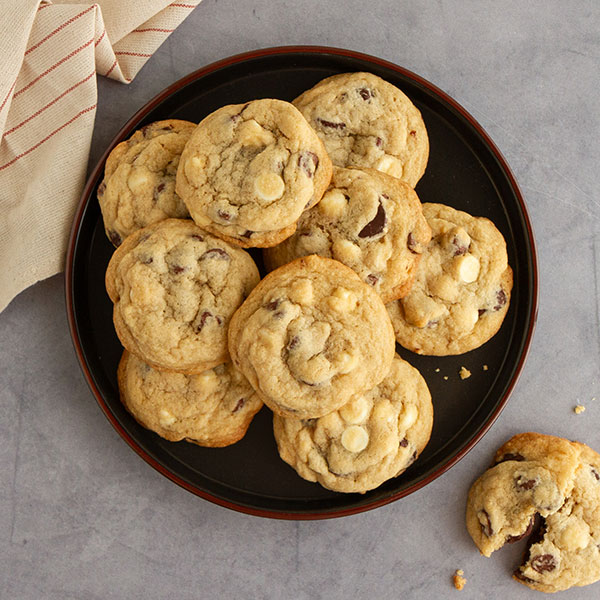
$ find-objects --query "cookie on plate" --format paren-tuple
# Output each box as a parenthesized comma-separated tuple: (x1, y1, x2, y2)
(466, 433, 600, 593)
(98, 119, 196, 246)
(387, 203, 513, 355)
(175, 99, 332, 248)
(293, 72, 429, 187)
(118, 351, 262, 446)
(273, 353, 433, 493)
(105, 218, 260, 374)
(263, 166, 431, 303)
(228, 255, 396, 419)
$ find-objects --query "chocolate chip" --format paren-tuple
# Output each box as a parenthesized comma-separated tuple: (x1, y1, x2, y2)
(217, 210, 232, 222)
(153, 182, 165, 202)
(232, 398, 245, 413)
(531, 554, 557, 573)
(591, 467, 600, 481)
(358, 200, 386, 238)
(479, 509, 493, 537)
(231, 103, 250, 123)
(496, 452, 525, 464)
(478, 308, 487, 317)
(108, 230, 122, 246)
(286, 336, 299, 351)
(366, 274, 379, 286)
(506, 516, 535, 543)
(513, 570, 535, 584)
(140, 124, 152, 135)
(97, 181, 106, 196)
(358, 87, 372, 100)
(515, 477, 537, 491)
(170, 265, 185, 274)
(201, 248, 230, 260)
(190, 233, 204, 242)
(407, 232, 420, 254)
(494, 289, 507, 311)
(375, 136, 383, 148)
(266, 299, 281, 311)
(298, 151, 319, 178)
(215, 316, 223, 325)
(241, 230, 253, 238)
(399, 438, 409, 448)
(316, 117, 346, 130)
(140, 256, 153, 265)
(409, 130, 416, 137)
(409, 450, 418, 465)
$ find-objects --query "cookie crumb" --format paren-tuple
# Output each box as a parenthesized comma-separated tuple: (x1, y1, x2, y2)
(592, 397, 597, 402)
(453, 569, 466, 590)
(459, 366, 471, 380)
(443, 375, 449, 381)
(574, 405, 586, 414)
(435, 368, 440, 373)
(482, 364, 488, 371)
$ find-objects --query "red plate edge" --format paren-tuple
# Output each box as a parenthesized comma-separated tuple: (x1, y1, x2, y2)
(64, 45, 539, 520)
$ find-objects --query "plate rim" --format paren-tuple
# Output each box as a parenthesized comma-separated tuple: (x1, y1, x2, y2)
(65, 45, 539, 520)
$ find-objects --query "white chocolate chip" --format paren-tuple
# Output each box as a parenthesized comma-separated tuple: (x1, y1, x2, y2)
(254, 172, 285, 201)
(559, 520, 590, 551)
(454, 254, 480, 283)
(332, 239, 362, 263)
(402, 293, 447, 328)
(336, 351, 359, 375)
(398, 403, 418, 430)
(453, 303, 479, 332)
(196, 370, 219, 394)
(127, 168, 150, 194)
(289, 278, 314, 305)
(318, 189, 347, 219)
(340, 396, 370, 424)
(428, 273, 459, 302)
(327, 287, 358, 313)
(236, 119, 275, 147)
(341, 425, 369, 453)
(159, 409, 176, 427)
(376, 154, 403, 178)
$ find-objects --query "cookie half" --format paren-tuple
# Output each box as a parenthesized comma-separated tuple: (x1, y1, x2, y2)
(293, 72, 429, 187)
(273, 354, 433, 493)
(387, 202, 513, 355)
(105, 219, 260, 374)
(228, 255, 396, 419)
(118, 351, 262, 446)
(98, 119, 196, 246)
(176, 99, 332, 247)
(263, 167, 431, 303)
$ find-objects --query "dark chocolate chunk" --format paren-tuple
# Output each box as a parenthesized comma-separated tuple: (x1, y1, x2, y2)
(375, 137, 383, 148)
(591, 467, 600, 481)
(479, 509, 493, 537)
(170, 265, 185, 274)
(478, 308, 487, 317)
(452, 237, 468, 256)
(298, 151, 319, 178)
(366, 274, 379, 286)
(494, 289, 507, 311)
(108, 230, 122, 246)
(513, 570, 535, 584)
(241, 230, 253, 238)
(266, 299, 281, 311)
(399, 438, 409, 448)
(232, 398, 245, 413)
(530, 554, 557, 573)
(358, 200, 386, 238)
(516, 477, 537, 491)
(196, 311, 212, 332)
(358, 87, 372, 100)
(506, 516, 535, 543)
(407, 232, 420, 254)
(201, 248, 230, 260)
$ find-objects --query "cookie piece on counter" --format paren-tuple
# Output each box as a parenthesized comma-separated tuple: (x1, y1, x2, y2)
(98, 119, 196, 246)
(263, 167, 431, 303)
(176, 99, 332, 248)
(293, 72, 429, 187)
(466, 433, 600, 593)
(106, 219, 260, 374)
(228, 255, 395, 419)
(273, 353, 433, 493)
(118, 351, 262, 446)
(387, 203, 513, 355)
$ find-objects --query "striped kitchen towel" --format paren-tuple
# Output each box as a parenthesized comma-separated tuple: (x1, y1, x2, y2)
(0, 0, 201, 313)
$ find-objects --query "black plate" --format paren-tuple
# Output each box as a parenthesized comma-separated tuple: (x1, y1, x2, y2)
(66, 46, 538, 519)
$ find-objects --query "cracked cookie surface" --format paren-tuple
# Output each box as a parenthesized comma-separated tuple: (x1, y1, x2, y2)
(118, 351, 262, 447)
(293, 72, 429, 187)
(263, 166, 431, 302)
(106, 219, 260, 374)
(273, 353, 433, 493)
(98, 119, 196, 246)
(176, 99, 332, 247)
(386, 203, 513, 355)
(228, 255, 395, 419)
(466, 433, 600, 593)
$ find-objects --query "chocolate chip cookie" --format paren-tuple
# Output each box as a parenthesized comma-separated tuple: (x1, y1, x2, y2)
(466, 433, 600, 593)
(387, 203, 513, 355)
(273, 353, 433, 493)
(118, 351, 262, 446)
(105, 219, 260, 374)
(228, 255, 396, 419)
(293, 72, 429, 187)
(175, 99, 332, 248)
(263, 167, 431, 303)
(98, 119, 196, 246)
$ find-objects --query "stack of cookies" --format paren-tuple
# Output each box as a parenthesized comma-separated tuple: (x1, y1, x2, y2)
(97, 71, 513, 493)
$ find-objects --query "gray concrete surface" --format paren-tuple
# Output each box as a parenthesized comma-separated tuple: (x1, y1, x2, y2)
(2, 1, 600, 598)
